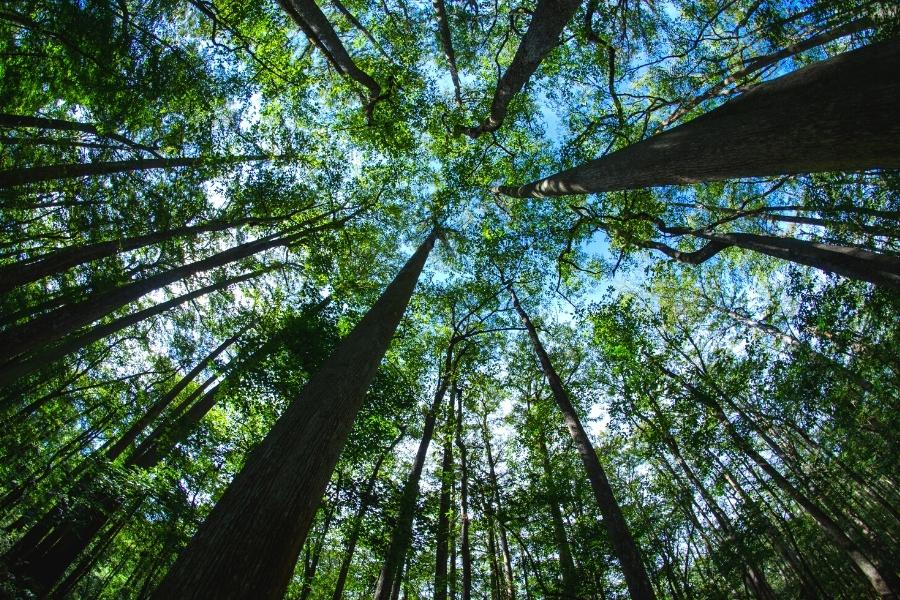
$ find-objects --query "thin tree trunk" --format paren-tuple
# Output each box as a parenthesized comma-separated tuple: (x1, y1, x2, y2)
(0, 155, 267, 188)
(458, 0, 580, 138)
(536, 425, 578, 599)
(0, 112, 159, 155)
(456, 384, 473, 600)
(0, 215, 287, 294)
(150, 232, 437, 600)
(481, 413, 515, 600)
(332, 431, 405, 600)
(495, 38, 900, 197)
(375, 342, 458, 600)
(0, 268, 269, 390)
(432, 0, 462, 106)
(299, 496, 337, 600)
(0, 226, 316, 366)
(278, 0, 382, 103)
(663, 367, 899, 597)
(510, 286, 656, 599)
(435, 411, 455, 600)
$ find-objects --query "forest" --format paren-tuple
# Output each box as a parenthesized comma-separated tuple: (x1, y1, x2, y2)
(0, 0, 898, 597)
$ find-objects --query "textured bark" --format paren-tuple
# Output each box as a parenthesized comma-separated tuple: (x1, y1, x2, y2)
(458, 0, 580, 138)
(0, 215, 284, 294)
(537, 425, 578, 599)
(332, 432, 404, 600)
(510, 286, 656, 600)
(432, 0, 462, 106)
(0, 228, 310, 366)
(278, 0, 381, 101)
(375, 342, 457, 600)
(0, 269, 265, 391)
(455, 385, 473, 600)
(151, 232, 437, 600)
(665, 368, 899, 597)
(434, 414, 454, 600)
(496, 38, 900, 196)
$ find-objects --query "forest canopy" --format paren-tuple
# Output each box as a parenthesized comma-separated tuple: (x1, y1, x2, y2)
(0, 0, 898, 598)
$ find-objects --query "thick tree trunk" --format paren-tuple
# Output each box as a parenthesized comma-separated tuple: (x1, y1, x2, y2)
(536, 425, 578, 599)
(456, 385, 473, 600)
(697, 231, 900, 292)
(278, 0, 381, 101)
(150, 232, 437, 600)
(510, 287, 656, 599)
(496, 38, 900, 197)
(0, 228, 310, 366)
(459, 0, 580, 138)
(375, 342, 457, 600)
(434, 413, 455, 600)
(332, 432, 404, 600)
(0, 270, 266, 391)
(0, 215, 283, 294)
(664, 368, 899, 597)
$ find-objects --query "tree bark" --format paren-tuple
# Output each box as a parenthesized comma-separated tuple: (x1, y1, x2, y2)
(536, 424, 578, 599)
(455, 384, 473, 600)
(278, 0, 382, 101)
(0, 269, 267, 391)
(434, 411, 455, 600)
(432, 0, 462, 106)
(150, 231, 437, 600)
(509, 286, 656, 600)
(495, 38, 900, 197)
(375, 341, 458, 600)
(0, 228, 308, 366)
(0, 215, 285, 294)
(481, 413, 515, 600)
(331, 431, 405, 600)
(663, 367, 899, 597)
(458, 0, 580, 138)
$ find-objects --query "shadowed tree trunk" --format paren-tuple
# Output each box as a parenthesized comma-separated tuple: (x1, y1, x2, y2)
(509, 285, 656, 600)
(435, 408, 455, 600)
(432, 0, 462, 106)
(150, 231, 438, 600)
(0, 113, 159, 155)
(456, 384, 473, 600)
(662, 366, 900, 597)
(495, 38, 900, 197)
(0, 268, 268, 392)
(0, 155, 270, 188)
(278, 0, 383, 108)
(332, 431, 405, 600)
(536, 422, 578, 599)
(458, 0, 580, 138)
(481, 412, 515, 600)
(0, 214, 291, 294)
(0, 223, 326, 366)
(375, 341, 460, 600)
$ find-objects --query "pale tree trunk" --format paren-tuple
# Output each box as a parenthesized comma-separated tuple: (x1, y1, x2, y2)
(151, 232, 437, 600)
(496, 38, 900, 197)
(510, 286, 656, 599)
(458, 0, 581, 138)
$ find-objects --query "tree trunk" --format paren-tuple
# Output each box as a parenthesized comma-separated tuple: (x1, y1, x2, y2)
(432, 0, 462, 106)
(435, 411, 455, 600)
(495, 38, 900, 197)
(0, 269, 267, 391)
(510, 286, 656, 599)
(459, 0, 580, 138)
(150, 232, 437, 600)
(332, 432, 405, 600)
(536, 425, 578, 599)
(0, 215, 285, 294)
(481, 413, 515, 600)
(0, 227, 312, 366)
(663, 367, 899, 597)
(456, 385, 473, 600)
(278, 0, 381, 101)
(375, 342, 458, 600)
(299, 496, 337, 600)
(0, 112, 159, 155)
